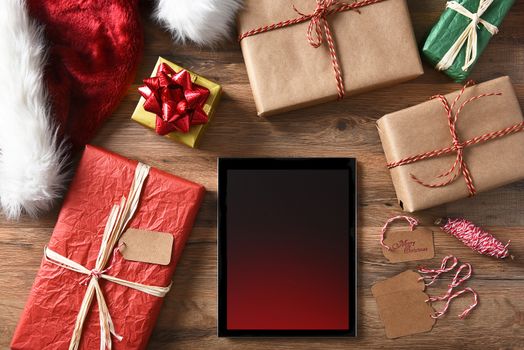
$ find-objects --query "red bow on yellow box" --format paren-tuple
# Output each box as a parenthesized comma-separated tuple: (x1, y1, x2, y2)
(138, 63, 210, 135)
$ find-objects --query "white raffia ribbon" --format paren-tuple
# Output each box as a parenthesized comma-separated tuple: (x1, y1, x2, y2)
(43, 162, 172, 350)
(436, 0, 498, 72)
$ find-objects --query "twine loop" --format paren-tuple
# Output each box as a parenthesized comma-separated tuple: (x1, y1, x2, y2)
(452, 140, 464, 151)
(418, 255, 478, 319)
(418, 255, 458, 286)
(90, 269, 103, 279)
(426, 263, 472, 302)
(313, 2, 329, 17)
(293, 0, 346, 98)
(79, 268, 107, 286)
(432, 287, 478, 319)
(293, 0, 336, 46)
(380, 215, 419, 251)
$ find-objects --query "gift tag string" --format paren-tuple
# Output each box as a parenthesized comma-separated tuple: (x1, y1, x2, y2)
(426, 263, 472, 302)
(77, 245, 123, 286)
(418, 255, 458, 286)
(432, 287, 478, 319)
(380, 215, 419, 251)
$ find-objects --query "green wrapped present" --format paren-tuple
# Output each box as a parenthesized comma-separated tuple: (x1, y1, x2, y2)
(422, 0, 514, 82)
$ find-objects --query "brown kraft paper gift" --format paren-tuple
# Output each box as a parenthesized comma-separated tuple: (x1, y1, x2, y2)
(377, 76, 524, 212)
(237, 0, 423, 117)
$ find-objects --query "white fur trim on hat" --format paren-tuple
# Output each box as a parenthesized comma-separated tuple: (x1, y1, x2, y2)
(0, 0, 69, 220)
(154, 0, 243, 47)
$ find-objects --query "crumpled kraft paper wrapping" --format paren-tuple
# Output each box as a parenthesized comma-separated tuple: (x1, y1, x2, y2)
(131, 57, 222, 148)
(422, 0, 514, 82)
(11, 145, 206, 350)
(377, 76, 524, 212)
(238, 0, 423, 117)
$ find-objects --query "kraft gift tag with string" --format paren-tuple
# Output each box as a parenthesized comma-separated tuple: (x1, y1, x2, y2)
(372, 255, 479, 339)
(380, 216, 435, 263)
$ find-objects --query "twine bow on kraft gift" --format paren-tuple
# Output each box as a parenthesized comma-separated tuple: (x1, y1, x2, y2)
(238, 0, 387, 100)
(387, 81, 524, 197)
(139, 63, 210, 136)
(43, 163, 172, 350)
(437, 0, 499, 72)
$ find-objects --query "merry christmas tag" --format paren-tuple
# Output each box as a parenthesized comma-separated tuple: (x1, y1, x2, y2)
(372, 270, 435, 338)
(119, 229, 174, 265)
(382, 228, 434, 263)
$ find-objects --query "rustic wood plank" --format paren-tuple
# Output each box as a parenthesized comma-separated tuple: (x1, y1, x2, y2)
(1, 0, 524, 349)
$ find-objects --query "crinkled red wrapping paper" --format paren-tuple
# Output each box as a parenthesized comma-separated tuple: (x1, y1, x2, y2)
(11, 145, 206, 350)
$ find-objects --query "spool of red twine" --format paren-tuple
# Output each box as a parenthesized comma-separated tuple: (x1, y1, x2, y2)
(436, 218, 511, 259)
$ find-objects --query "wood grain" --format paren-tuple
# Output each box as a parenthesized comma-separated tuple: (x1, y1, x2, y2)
(1, 0, 524, 349)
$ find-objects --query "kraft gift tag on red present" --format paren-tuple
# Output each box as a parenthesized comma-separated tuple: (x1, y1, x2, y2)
(119, 229, 174, 266)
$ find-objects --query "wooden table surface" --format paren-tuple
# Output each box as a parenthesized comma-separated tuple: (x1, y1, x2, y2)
(1, 1, 523, 349)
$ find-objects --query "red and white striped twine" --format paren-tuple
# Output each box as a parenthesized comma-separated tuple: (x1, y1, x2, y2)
(418, 255, 458, 286)
(440, 218, 510, 259)
(418, 255, 478, 319)
(79, 267, 109, 286)
(78, 243, 124, 286)
(433, 287, 479, 319)
(427, 263, 472, 302)
(387, 80, 524, 196)
(380, 215, 419, 251)
(238, 0, 387, 100)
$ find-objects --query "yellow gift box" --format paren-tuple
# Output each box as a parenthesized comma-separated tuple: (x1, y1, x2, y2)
(131, 57, 222, 148)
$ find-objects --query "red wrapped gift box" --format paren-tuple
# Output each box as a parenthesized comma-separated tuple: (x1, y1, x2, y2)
(11, 145, 205, 350)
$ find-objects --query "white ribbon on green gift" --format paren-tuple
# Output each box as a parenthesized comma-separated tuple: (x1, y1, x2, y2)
(436, 0, 499, 72)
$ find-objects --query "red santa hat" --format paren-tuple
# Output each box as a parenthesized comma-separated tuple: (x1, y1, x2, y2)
(0, 0, 241, 220)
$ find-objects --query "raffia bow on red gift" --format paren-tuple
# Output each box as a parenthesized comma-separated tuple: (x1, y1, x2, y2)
(239, 0, 387, 99)
(387, 81, 524, 196)
(138, 63, 210, 135)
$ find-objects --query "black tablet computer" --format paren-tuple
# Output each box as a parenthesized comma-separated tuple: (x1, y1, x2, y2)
(218, 158, 357, 337)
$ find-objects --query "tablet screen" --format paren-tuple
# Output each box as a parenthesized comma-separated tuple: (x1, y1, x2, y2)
(218, 159, 356, 337)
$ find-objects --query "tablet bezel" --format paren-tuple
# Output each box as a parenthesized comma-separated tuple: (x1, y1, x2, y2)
(217, 158, 357, 337)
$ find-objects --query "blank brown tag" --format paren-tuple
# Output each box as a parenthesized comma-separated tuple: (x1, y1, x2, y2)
(372, 270, 435, 338)
(382, 228, 434, 263)
(119, 229, 174, 265)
